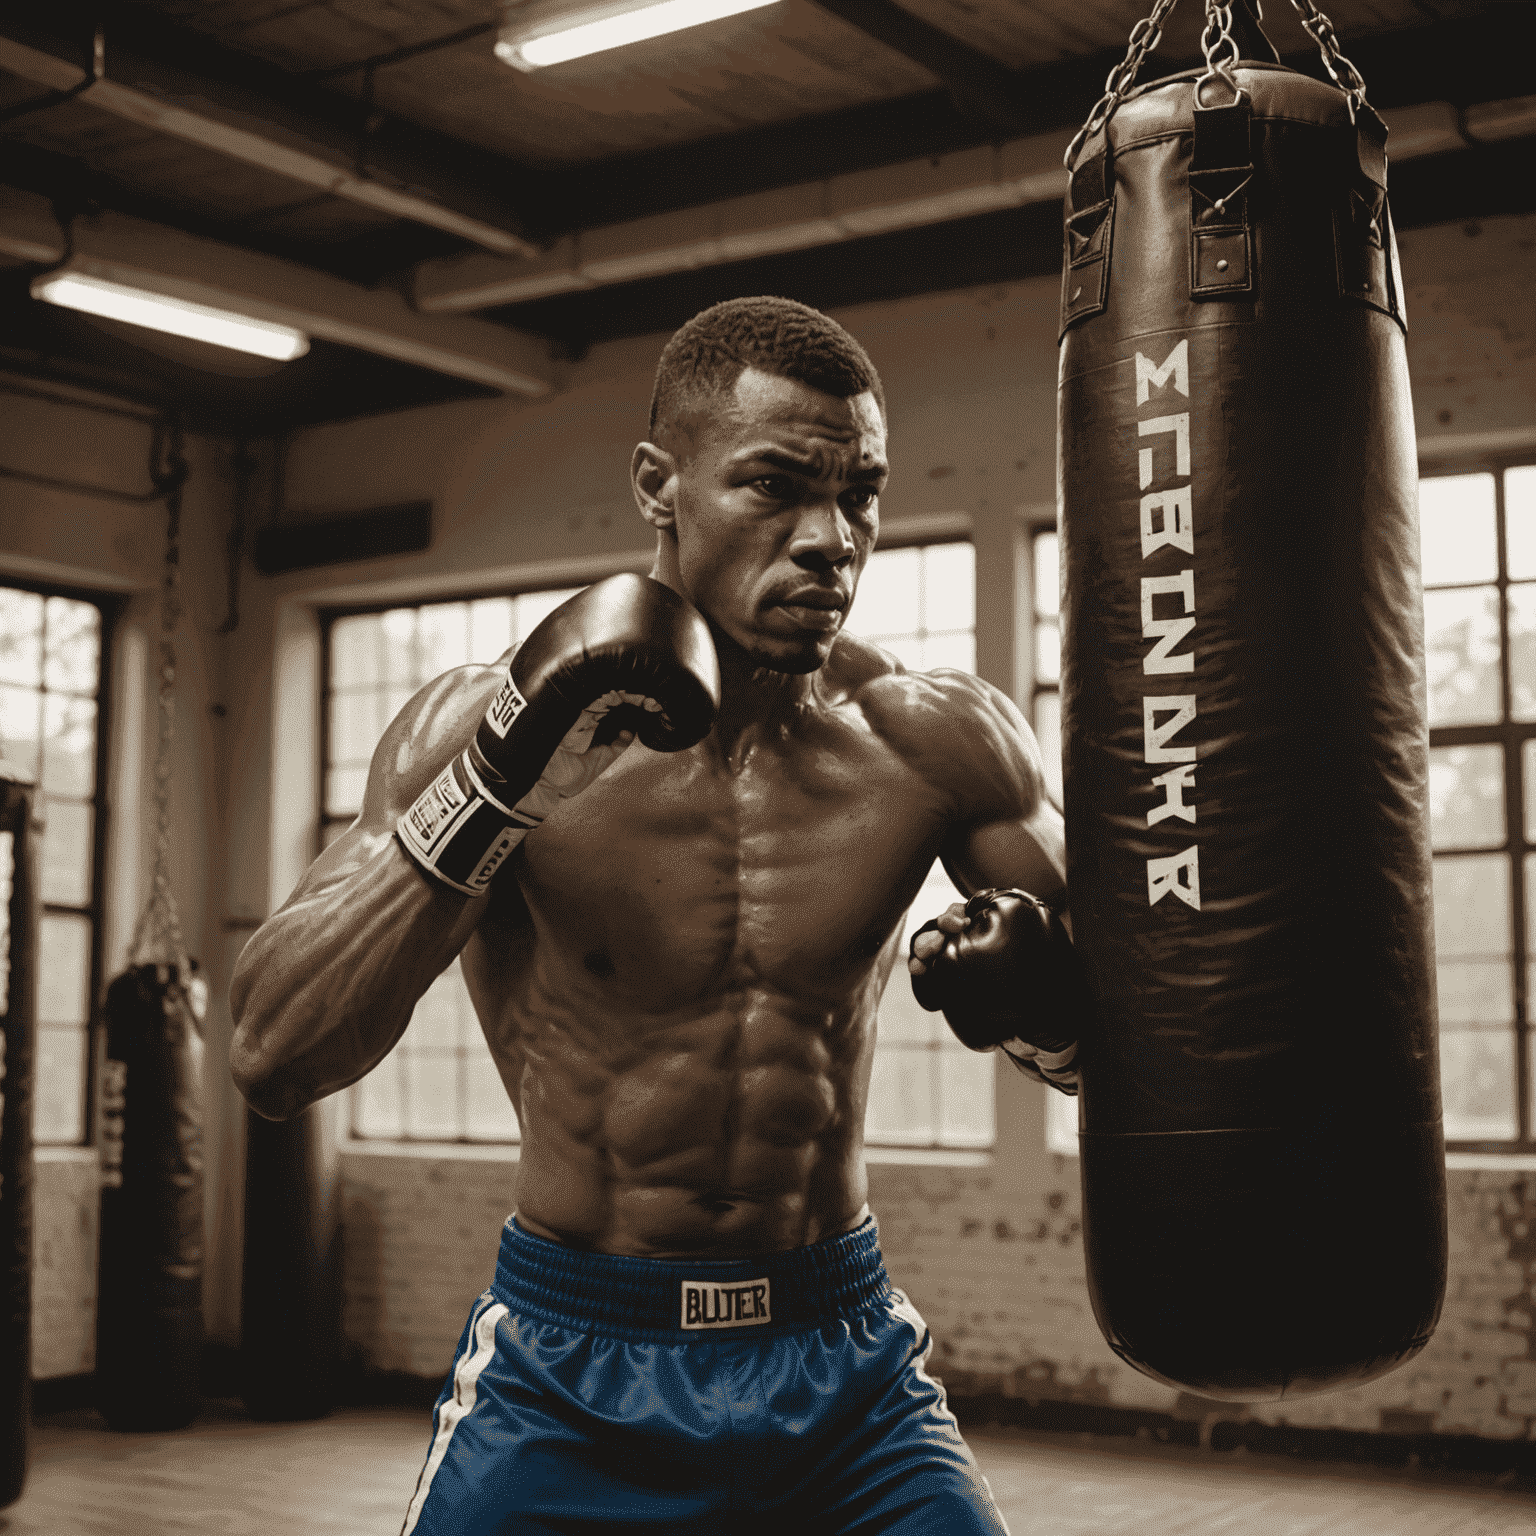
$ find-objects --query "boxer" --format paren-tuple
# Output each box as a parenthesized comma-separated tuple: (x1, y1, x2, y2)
(231, 296, 1082, 1534)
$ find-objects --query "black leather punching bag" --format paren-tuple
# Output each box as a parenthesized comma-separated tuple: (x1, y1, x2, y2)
(95, 962, 206, 1430)
(241, 1104, 341, 1421)
(0, 768, 39, 1508)
(1057, 13, 1447, 1399)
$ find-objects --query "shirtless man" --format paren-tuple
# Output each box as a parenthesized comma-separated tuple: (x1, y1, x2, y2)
(231, 297, 1080, 1535)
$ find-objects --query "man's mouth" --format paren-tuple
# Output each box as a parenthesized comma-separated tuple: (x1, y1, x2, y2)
(775, 589, 847, 631)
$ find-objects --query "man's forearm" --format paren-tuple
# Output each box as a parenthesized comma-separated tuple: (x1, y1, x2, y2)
(230, 829, 481, 1119)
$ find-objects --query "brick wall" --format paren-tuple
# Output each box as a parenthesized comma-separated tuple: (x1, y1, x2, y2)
(332, 1150, 1536, 1447)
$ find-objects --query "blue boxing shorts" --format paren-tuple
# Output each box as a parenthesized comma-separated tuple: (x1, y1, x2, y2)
(401, 1212, 1010, 1535)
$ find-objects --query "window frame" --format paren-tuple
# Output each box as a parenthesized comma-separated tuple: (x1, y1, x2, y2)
(1419, 453, 1536, 1154)
(1, 574, 120, 1148)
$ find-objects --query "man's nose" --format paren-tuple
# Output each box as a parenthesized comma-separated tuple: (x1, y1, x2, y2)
(790, 500, 856, 568)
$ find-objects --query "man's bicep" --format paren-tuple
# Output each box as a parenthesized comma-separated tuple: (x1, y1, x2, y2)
(941, 804, 1067, 905)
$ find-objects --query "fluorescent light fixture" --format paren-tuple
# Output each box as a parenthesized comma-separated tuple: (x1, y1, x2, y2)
(30, 271, 310, 361)
(496, 0, 777, 70)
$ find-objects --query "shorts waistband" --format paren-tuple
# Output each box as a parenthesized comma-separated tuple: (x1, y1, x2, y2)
(491, 1214, 890, 1338)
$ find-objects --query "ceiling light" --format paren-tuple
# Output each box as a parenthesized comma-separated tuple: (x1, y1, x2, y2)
(30, 272, 310, 361)
(496, 0, 778, 70)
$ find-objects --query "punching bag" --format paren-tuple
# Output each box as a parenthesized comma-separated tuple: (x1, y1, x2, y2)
(94, 962, 206, 1430)
(1057, 5, 1447, 1399)
(0, 768, 39, 1508)
(240, 1103, 341, 1421)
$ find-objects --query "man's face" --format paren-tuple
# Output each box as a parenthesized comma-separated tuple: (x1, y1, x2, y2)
(663, 367, 887, 674)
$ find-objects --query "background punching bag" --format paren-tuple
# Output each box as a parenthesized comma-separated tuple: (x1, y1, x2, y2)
(1, 768, 39, 1508)
(241, 1103, 341, 1421)
(94, 962, 206, 1430)
(1057, 3, 1447, 1400)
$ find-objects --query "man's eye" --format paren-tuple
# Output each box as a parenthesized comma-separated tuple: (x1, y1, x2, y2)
(842, 487, 879, 513)
(753, 476, 795, 500)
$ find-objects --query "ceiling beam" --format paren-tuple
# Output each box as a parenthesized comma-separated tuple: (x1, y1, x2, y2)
(413, 88, 1527, 315)
(800, 0, 1031, 136)
(0, 188, 553, 395)
(0, 5, 544, 257)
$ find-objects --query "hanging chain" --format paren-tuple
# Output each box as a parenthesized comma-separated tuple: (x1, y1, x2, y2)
(1064, 0, 1184, 169)
(1195, 0, 1244, 107)
(128, 415, 192, 984)
(1286, 0, 1369, 116)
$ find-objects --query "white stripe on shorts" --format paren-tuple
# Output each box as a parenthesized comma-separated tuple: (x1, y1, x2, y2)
(400, 1295, 510, 1536)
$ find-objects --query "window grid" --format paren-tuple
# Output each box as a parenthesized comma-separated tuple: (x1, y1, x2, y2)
(0, 580, 113, 1147)
(1424, 464, 1535, 1152)
(326, 541, 989, 1150)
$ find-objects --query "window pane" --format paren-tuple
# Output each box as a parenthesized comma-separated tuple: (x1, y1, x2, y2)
(329, 688, 390, 767)
(41, 694, 96, 798)
(864, 1046, 936, 1145)
(1510, 583, 1536, 722)
(379, 609, 417, 686)
(1035, 690, 1062, 807)
(41, 798, 92, 907)
(939, 1046, 994, 1147)
(353, 1053, 403, 1139)
(325, 765, 369, 819)
(883, 638, 926, 672)
(923, 632, 975, 673)
(418, 602, 469, 677)
(924, 542, 975, 632)
(409, 966, 466, 1052)
(1432, 854, 1512, 1020)
(849, 548, 920, 639)
(42, 597, 100, 694)
(1507, 466, 1536, 581)
(1419, 473, 1497, 587)
(1441, 1028, 1518, 1142)
(463, 1036, 519, 1140)
(513, 587, 580, 638)
(1046, 1088, 1078, 1156)
(0, 589, 44, 686)
(405, 1051, 459, 1140)
(1428, 744, 1506, 850)
(1423, 586, 1501, 727)
(330, 614, 383, 688)
(1526, 740, 1536, 845)
(469, 598, 514, 663)
(1034, 532, 1059, 619)
(0, 684, 40, 779)
(33, 1024, 86, 1145)
(38, 912, 91, 1024)
(1035, 621, 1060, 685)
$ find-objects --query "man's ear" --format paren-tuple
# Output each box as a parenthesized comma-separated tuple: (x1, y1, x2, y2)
(631, 441, 679, 530)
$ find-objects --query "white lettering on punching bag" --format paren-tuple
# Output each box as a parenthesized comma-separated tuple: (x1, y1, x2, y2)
(1134, 340, 1200, 909)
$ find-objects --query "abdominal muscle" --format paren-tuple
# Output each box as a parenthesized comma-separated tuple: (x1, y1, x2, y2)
(487, 977, 878, 1258)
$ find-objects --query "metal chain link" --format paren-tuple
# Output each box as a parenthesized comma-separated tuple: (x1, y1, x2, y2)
(128, 415, 192, 983)
(1286, 0, 1369, 115)
(1064, 0, 1184, 169)
(1195, 0, 1244, 107)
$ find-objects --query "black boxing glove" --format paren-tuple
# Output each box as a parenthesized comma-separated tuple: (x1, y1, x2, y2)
(397, 574, 720, 895)
(910, 888, 1088, 1095)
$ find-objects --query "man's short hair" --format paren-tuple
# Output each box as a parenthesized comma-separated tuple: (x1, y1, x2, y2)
(648, 296, 885, 446)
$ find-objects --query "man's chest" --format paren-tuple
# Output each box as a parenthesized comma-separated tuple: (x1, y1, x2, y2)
(516, 726, 952, 989)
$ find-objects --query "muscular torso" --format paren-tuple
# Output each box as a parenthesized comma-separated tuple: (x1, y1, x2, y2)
(461, 640, 962, 1257)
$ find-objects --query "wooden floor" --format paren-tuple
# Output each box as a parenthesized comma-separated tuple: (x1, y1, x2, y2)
(6, 1403, 1536, 1535)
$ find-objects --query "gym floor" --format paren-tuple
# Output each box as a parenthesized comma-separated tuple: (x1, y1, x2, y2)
(7, 1405, 1536, 1535)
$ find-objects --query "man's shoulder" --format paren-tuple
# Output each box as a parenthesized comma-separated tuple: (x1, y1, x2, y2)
(830, 638, 1020, 792)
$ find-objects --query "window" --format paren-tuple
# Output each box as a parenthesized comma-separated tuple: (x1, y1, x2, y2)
(843, 541, 993, 1151)
(325, 589, 581, 1143)
(0, 583, 110, 1145)
(329, 542, 988, 1151)
(1422, 466, 1536, 1149)
(1030, 528, 1062, 808)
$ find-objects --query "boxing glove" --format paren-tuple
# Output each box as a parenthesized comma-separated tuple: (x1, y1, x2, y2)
(910, 888, 1089, 1094)
(397, 574, 720, 895)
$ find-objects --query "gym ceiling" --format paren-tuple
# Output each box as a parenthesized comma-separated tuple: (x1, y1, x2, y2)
(1, 0, 1530, 431)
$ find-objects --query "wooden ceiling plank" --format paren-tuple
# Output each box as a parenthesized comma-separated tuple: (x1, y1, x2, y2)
(0, 185, 553, 394)
(0, 14, 545, 256)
